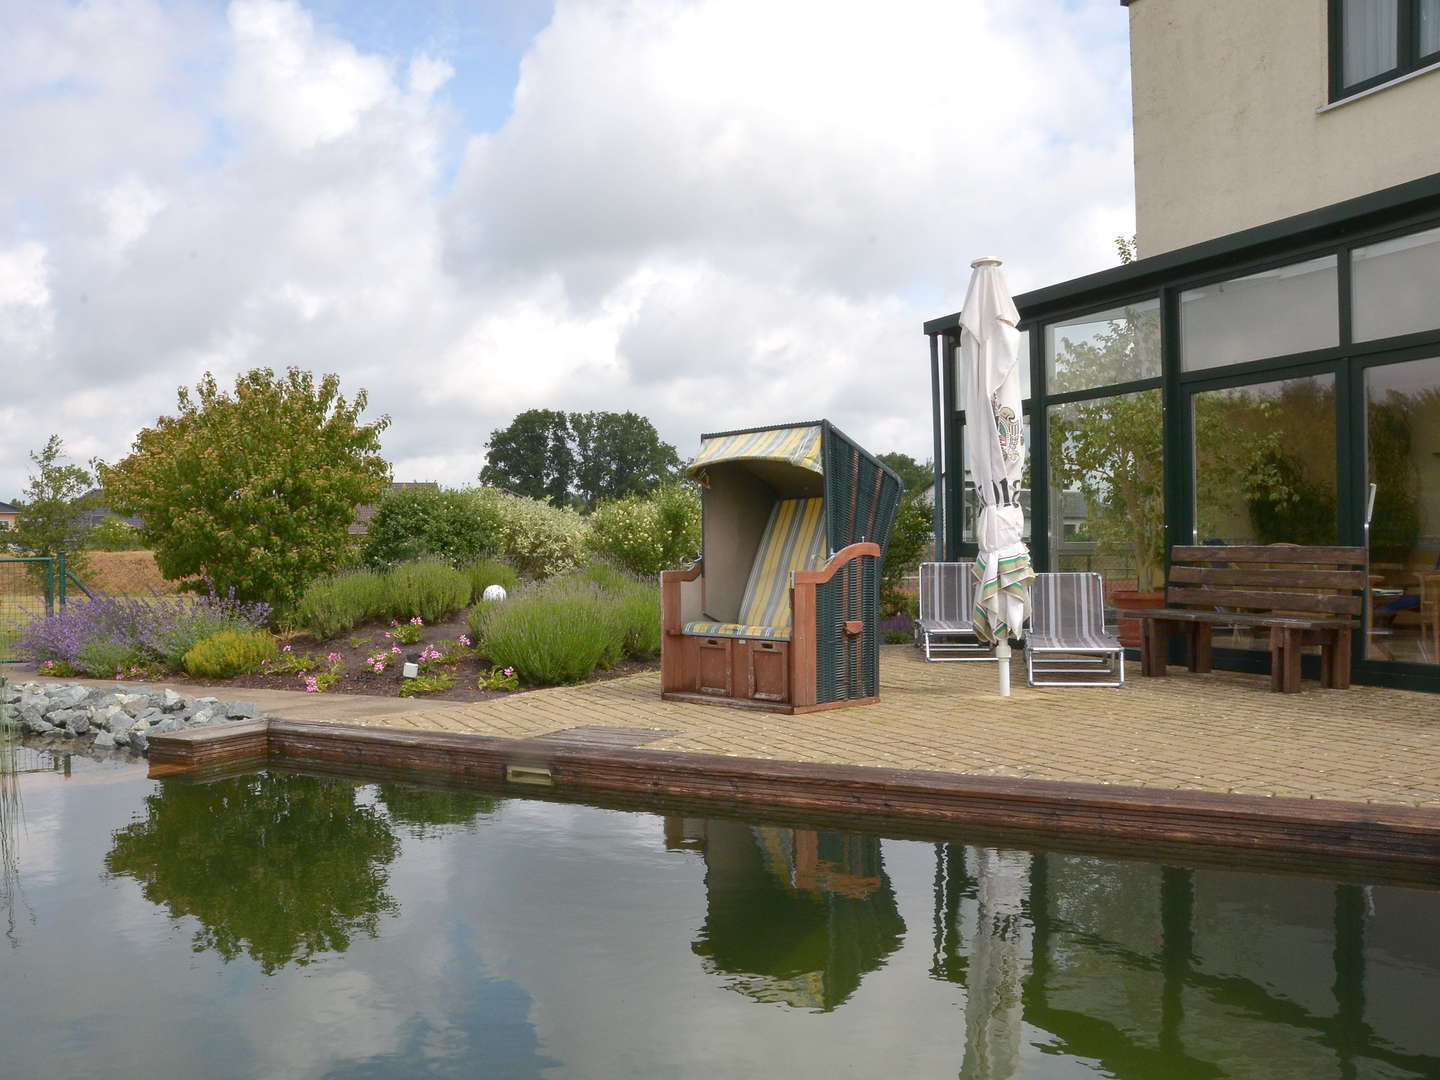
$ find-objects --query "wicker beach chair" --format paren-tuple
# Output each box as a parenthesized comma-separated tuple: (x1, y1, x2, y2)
(1026, 572, 1125, 687)
(916, 562, 992, 661)
(661, 421, 902, 713)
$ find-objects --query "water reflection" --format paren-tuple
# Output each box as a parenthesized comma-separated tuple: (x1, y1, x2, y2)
(106, 773, 402, 973)
(669, 818, 905, 1011)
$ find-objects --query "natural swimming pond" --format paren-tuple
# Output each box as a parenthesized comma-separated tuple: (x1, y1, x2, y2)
(1, 749, 1438, 1079)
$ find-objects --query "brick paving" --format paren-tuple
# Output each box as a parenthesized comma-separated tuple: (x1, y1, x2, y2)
(321, 645, 1440, 809)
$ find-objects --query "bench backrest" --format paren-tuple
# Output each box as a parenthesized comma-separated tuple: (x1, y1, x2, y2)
(918, 562, 975, 623)
(1031, 572, 1107, 638)
(1166, 545, 1367, 619)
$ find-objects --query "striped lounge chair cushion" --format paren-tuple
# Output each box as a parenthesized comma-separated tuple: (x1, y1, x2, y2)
(1028, 631, 1120, 652)
(683, 497, 827, 641)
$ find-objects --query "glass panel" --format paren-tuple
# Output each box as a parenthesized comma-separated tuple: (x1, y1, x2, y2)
(1179, 256, 1339, 371)
(1422, 0, 1440, 58)
(1352, 225, 1440, 341)
(1048, 389, 1164, 623)
(1364, 358, 1440, 665)
(963, 418, 1031, 543)
(1342, 0, 1399, 87)
(1191, 374, 1337, 651)
(1045, 299, 1160, 396)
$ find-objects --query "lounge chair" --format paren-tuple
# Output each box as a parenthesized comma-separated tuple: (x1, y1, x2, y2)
(1026, 572, 1124, 687)
(916, 562, 993, 661)
(661, 421, 902, 713)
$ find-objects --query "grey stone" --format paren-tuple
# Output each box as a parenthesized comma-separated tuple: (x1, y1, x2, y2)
(92, 730, 116, 750)
(195, 697, 220, 707)
(21, 712, 56, 735)
(47, 708, 88, 732)
(92, 693, 126, 709)
(128, 730, 149, 754)
(150, 717, 182, 735)
(47, 685, 90, 709)
(161, 689, 186, 712)
(112, 730, 130, 747)
(189, 708, 215, 726)
(225, 701, 260, 720)
(122, 697, 150, 718)
(1, 683, 18, 705)
(136, 708, 163, 727)
(90, 705, 125, 731)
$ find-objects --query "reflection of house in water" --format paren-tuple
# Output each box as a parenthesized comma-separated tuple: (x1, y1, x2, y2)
(931, 844, 1440, 1079)
(665, 818, 905, 1011)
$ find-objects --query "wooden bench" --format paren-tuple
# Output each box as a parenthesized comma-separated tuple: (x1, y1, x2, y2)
(1123, 546, 1367, 693)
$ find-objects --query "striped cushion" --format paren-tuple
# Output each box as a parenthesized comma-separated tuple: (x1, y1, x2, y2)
(683, 621, 790, 640)
(736, 498, 827, 633)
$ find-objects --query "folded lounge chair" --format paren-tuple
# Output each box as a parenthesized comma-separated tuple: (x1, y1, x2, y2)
(661, 421, 902, 713)
(1026, 572, 1125, 687)
(917, 562, 993, 661)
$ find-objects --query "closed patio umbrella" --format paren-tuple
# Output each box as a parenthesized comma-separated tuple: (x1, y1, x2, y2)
(960, 257, 1035, 695)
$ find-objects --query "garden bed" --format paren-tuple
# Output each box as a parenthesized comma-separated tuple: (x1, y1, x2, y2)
(14, 611, 660, 704)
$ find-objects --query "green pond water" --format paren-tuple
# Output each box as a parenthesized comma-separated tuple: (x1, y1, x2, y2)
(1, 748, 1438, 1079)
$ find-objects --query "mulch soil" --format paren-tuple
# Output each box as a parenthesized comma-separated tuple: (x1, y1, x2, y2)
(150, 612, 659, 704)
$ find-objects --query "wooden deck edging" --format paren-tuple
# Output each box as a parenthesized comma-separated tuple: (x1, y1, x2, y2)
(147, 719, 1440, 869)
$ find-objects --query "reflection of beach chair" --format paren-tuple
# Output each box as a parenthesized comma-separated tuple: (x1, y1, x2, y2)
(661, 421, 901, 712)
(1026, 573, 1124, 687)
(916, 562, 992, 661)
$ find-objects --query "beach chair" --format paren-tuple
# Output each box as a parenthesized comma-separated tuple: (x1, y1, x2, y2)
(916, 562, 992, 661)
(1026, 572, 1124, 687)
(661, 421, 902, 713)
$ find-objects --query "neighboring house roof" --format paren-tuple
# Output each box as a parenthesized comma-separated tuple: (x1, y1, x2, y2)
(0, 500, 19, 515)
(349, 482, 440, 536)
(75, 488, 143, 531)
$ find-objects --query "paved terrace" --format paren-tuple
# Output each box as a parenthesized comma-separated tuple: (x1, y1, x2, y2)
(214, 646, 1438, 809)
(28, 647, 1439, 807)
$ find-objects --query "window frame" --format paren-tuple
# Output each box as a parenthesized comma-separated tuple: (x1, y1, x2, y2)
(1330, 0, 1440, 101)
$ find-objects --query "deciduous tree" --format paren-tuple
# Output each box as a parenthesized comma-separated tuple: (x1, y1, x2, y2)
(13, 435, 93, 578)
(99, 368, 390, 615)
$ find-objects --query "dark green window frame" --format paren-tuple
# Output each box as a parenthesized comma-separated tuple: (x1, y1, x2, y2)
(1329, 0, 1440, 101)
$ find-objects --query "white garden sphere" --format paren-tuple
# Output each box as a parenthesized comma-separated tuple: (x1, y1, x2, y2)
(482, 584, 508, 602)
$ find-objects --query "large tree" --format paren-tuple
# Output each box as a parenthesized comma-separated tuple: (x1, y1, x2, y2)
(875, 452, 932, 496)
(480, 409, 681, 509)
(13, 435, 94, 578)
(99, 367, 390, 614)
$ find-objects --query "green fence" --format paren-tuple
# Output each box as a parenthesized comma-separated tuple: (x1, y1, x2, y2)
(0, 555, 92, 664)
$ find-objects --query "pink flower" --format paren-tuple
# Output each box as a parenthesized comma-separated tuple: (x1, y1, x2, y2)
(282, 644, 292, 653)
(372, 663, 384, 673)
(458, 635, 471, 647)
(327, 652, 341, 664)
(391, 645, 402, 655)
(503, 667, 514, 677)
(410, 617, 423, 626)
(384, 632, 392, 639)
(114, 672, 123, 681)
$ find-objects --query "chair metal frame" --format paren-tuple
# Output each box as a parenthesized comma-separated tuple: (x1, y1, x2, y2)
(1026, 572, 1125, 688)
(916, 562, 995, 662)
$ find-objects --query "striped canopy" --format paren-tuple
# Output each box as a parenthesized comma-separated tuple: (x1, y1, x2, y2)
(687, 424, 824, 478)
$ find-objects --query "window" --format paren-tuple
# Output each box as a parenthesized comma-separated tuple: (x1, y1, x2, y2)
(1045, 299, 1160, 396)
(1178, 256, 1338, 371)
(1351, 224, 1440, 341)
(1332, 0, 1440, 99)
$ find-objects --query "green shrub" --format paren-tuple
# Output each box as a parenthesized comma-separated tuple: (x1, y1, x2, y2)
(295, 570, 389, 639)
(466, 597, 505, 648)
(577, 561, 660, 660)
(383, 558, 471, 622)
(77, 639, 143, 678)
(463, 557, 521, 601)
(400, 672, 454, 697)
(364, 487, 497, 568)
(87, 517, 146, 551)
(473, 489, 589, 579)
(482, 579, 624, 685)
(586, 483, 700, 577)
(182, 630, 278, 679)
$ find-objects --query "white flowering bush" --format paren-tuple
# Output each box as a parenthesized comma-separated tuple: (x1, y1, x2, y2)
(472, 489, 589, 579)
(586, 484, 700, 577)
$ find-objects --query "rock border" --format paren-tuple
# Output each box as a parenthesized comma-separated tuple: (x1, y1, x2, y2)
(2, 681, 267, 756)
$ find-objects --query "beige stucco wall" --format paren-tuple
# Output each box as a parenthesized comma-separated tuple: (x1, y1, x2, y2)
(1130, 0, 1440, 256)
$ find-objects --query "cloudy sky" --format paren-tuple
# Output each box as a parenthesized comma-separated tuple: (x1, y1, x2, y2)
(0, 0, 1135, 500)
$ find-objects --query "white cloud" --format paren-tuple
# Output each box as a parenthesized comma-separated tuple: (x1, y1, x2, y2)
(0, 0, 1133, 501)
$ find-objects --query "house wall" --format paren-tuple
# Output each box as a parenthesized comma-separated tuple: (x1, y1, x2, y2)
(1129, 0, 1440, 255)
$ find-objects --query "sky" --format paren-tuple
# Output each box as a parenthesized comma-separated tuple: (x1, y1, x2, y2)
(0, 0, 1136, 500)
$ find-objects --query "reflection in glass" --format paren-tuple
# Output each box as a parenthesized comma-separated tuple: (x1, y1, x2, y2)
(1365, 358, 1440, 664)
(1179, 256, 1339, 371)
(1048, 389, 1165, 604)
(673, 818, 904, 1011)
(1045, 299, 1160, 396)
(1342, 0, 1398, 87)
(1352, 226, 1440, 342)
(1191, 374, 1336, 650)
(106, 773, 402, 973)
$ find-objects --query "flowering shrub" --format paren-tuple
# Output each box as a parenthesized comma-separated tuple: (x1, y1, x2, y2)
(388, 617, 424, 645)
(301, 654, 345, 693)
(473, 489, 589, 579)
(482, 577, 625, 685)
(476, 665, 518, 692)
(19, 588, 270, 674)
(266, 644, 319, 676)
(586, 484, 700, 577)
(417, 640, 465, 675)
(365, 644, 404, 674)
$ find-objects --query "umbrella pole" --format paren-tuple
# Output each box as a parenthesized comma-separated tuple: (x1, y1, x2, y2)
(995, 640, 1011, 696)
